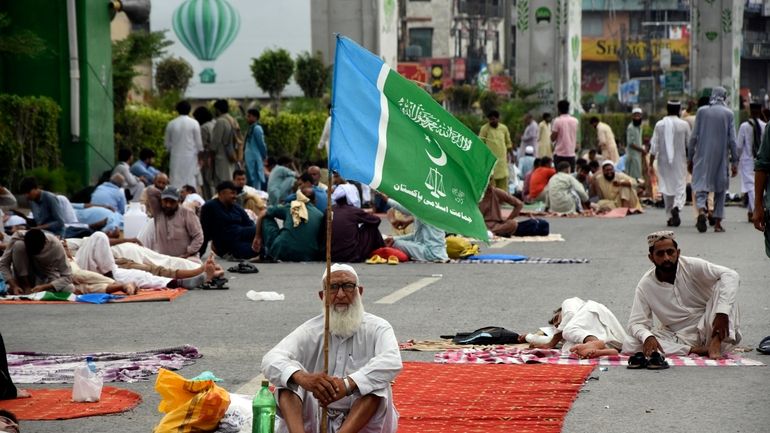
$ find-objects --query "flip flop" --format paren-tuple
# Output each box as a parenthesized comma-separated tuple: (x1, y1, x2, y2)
(627, 352, 648, 369)
(227, 262, 259, 274)
(387, 255, 399, 265)
(646, 352, 669, 370)
(365, 255, 387, 264)
(757, 336, 770, 355)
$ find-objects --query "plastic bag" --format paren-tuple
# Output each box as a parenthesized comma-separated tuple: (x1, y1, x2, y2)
(154, 368, 231, 433)
(72, 365, 103, 402)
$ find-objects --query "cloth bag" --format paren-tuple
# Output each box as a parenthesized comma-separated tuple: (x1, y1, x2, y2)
(154, 368, 231, 433)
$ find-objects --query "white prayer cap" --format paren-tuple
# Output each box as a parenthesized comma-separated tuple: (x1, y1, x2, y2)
(525, 145, 534, 155)
(631, 107, 643, 114)
(321, 263, 360, 288)
(647, 230, 675, 248)
(601, 160, 615, 168)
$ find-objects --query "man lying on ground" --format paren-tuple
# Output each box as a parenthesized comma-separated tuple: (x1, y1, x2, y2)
(622, 231, 741, 359)
(530, 297, 627, 359)
(261, 264, 402, 433)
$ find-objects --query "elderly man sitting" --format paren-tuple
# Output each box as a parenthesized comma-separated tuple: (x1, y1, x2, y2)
(622, 231, 741, 365)
(261, 264, 402, 433)
(590, 160, 642, 213)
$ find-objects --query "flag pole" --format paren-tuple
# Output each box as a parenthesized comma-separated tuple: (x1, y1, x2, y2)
(321, 143, 333, 433)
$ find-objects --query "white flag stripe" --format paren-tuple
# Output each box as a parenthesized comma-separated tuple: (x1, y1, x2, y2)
(370, 64, 391, 189)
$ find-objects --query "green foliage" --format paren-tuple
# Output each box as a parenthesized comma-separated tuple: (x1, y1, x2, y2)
(285, 97, 326, 114)
(294, 51, 328, 99)
(155, 56, 193, 95)
(478, 90, 501, 116)
(443, 84, 477, 113)
(23, 167, 83, 195)
(113, 31, 173, 112)
(455, 113, 485, 134)
(258, 109, 327, 163)
(0, 94, 61, 187)
(250, 48, 295, 110)
(114, 105, 175, 171)
(499, 98, 540, 144)
(0, 13, 46, 58)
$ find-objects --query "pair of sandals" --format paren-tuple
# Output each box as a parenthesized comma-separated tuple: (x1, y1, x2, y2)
(627, 351, 669, 370)
(227, 262, 259, 274)
(366, 255, 399, 265)
(758, 336, 770, 355)
(200, 276, 229, 290)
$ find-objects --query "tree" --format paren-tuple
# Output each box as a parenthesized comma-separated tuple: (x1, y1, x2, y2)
(155, 56, 193, 95)
(0, 13, 46, 58)
(250, 48, 294, 111)
(112, 30, 172, 112)
(294, 51, 327, 98)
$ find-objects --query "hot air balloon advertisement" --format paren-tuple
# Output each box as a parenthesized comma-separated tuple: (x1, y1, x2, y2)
(172, 0, 241, 84)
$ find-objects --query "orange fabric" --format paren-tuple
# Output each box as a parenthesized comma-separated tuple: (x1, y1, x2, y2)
(0, 289, 187, 305)
(154, 369, 230, 433)
(393, 362, 594, 433)
(0, 387, 141, 420)
(528, 167, 556, 200)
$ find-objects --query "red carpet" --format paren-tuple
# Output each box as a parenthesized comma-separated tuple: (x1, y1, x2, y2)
(0, 387, 142, 420)
(393, 362, 594, 433)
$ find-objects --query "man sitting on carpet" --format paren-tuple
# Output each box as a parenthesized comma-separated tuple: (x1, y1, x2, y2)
(383, 196, 448, 263)
(261, 264, 402, 433)
(622, 231, 742, 360)
(531, 297, 627, 359)
(253, 187, 323, 262)
(544, 161, 589, 214)
(0, 229, 73, 295)
(144, 186, 204, 260)
(590, 160, 643, 213)
(329, 195, 384, 263)
(480, 181, 549, 237)
(200, 181, 258, 260)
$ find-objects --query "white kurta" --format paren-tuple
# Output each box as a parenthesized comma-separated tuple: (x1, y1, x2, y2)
(557, 297, 627, 352)
(70, 233, 171, 289)
(623, 256, 741, 355)
(736, 119, 766, 193)
(262, 313, 402, 433)
(110, 242, 201, 270)
(165, 115, 203, 188)
(650, 116, 690, 205)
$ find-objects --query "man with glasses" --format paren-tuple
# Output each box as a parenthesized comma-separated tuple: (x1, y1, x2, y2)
(261, 264, 402, 433)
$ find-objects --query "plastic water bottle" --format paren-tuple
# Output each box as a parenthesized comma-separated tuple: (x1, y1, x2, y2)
(86, 356, 97, 373)
(252, 380, 275, 433)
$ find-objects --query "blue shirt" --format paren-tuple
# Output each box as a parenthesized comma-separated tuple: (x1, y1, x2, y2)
(285, 185, 328, 212)
(90, 182, 127, 214)
(30, 190, 66, 235)
(130, 160, 160, 184)
(72, 203, 123, 232)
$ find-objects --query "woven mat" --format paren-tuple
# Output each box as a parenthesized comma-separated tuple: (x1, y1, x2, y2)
(449, 257, 590, 264)
(0, 288, 187, 304)
(393, 362, 594, 433)
(400, 339, 529, 352)
(0, 387, 141, 420)
(434, 347, 766, 367)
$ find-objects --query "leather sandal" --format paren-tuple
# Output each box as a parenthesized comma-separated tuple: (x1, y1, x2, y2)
(646, 352, 669, 370)
(627, 352, 648, 369)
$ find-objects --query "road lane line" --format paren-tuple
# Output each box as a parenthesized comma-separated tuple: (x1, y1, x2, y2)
(375, 276, 441, 304)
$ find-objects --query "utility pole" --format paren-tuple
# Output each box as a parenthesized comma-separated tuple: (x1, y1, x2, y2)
(644, 0, 656, 113)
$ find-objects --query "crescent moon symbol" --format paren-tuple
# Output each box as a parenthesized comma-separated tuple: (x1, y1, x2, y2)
(425, 145, 447, 167)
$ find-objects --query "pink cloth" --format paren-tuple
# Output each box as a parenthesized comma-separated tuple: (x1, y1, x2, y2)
(551, 114, 579, 157)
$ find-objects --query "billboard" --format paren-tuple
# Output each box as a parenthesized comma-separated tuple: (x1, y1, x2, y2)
(151, 0, 312, 99)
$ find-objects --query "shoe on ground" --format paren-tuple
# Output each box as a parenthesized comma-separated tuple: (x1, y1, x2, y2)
(646, 352, 669, 370)
(696, 214, 707, 233)
(671, 207, 681, 227)
(627, 352, 648, 369)
(387, 255, 399, 265)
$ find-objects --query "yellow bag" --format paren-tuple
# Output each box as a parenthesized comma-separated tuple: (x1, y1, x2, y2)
(446, 235, 478, 259)
(153, 368, 231, 433)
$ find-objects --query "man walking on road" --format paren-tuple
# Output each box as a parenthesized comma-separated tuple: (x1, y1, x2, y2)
(479, 110, 512, 191)
(165, 100, 203, 189)
(688, 87, 738, 233)
(551, 100, 579, 172)
(650, 101, 690, 227)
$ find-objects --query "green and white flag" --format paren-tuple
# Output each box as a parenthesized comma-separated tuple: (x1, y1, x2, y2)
(329, 36, 496, 240)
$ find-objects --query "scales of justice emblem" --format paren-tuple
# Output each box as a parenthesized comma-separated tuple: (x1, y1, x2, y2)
(424, 135, 447, 199)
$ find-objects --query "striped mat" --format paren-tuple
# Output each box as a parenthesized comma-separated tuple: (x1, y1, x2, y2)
(435, 347, 765, 367)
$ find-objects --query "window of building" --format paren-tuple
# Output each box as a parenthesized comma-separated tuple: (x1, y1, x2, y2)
(409, 27, 433, 58)
(582, 13, 603, 37)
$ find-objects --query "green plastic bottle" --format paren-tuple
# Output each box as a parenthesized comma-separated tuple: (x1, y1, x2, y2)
(252, 380, 276, 433)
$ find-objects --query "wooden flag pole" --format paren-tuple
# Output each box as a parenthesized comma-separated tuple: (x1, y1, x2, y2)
(321, 166, 333, 433)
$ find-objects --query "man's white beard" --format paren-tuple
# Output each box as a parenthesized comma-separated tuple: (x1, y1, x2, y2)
(325, 295, 365, 338)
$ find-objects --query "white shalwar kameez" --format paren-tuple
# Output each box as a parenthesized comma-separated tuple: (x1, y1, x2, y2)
(261, 313, 402, 433)
(622, 256, 741, 355)
(650, 116, 690, 218)
(165, 115, 203, 189)
(70, 232, 171, 289)
(736, 119, 766, 212)
(557, 297, 628, 352)
(110, 242, 201, 270)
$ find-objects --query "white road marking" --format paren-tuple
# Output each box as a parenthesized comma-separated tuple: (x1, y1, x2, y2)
(490, 238, 514, 249)
(236, 373, 266, 395)
(374, 276, 442, 304)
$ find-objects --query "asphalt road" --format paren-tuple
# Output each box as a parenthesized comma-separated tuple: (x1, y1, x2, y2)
(2, 200, 769, 433)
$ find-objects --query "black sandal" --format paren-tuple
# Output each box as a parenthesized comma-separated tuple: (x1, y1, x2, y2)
(627, 352, 648, 369)
(646, 352, 669, 370)
(227, 262, 259, 274)
(200, 276, 230, 290)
